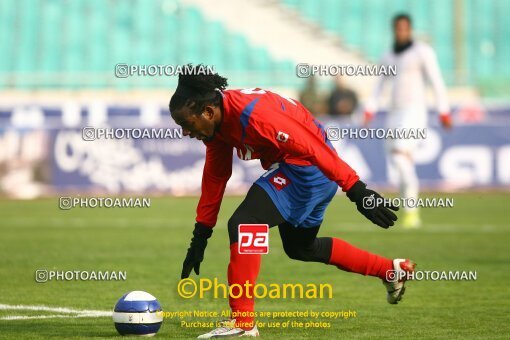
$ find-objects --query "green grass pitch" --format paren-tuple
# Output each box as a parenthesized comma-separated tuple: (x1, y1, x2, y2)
(0, 193, 509, 339)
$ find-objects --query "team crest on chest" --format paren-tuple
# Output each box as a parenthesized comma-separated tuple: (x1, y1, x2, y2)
(276, 131, 289, 142)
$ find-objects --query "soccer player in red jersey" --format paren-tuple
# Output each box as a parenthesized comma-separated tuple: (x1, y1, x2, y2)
(169, 65, 416, 338)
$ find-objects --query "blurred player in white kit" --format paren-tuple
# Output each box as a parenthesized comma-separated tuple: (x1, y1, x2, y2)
(364, 13, 452, 228)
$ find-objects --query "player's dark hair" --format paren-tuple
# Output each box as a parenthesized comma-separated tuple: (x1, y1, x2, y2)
(169, 64, 228, 116)
(392, 13, 412, 27)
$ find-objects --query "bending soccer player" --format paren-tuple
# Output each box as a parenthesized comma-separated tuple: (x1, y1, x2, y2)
(169, 65, 416, 338)
(364, 13, 452, 228)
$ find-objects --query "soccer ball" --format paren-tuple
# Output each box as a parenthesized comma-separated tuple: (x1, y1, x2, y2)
(112, 291, 163, 336)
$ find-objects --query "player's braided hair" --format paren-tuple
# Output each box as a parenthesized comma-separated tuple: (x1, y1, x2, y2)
(169, 64, 228, 116)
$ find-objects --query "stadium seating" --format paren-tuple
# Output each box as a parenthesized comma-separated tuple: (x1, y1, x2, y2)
(0, 0, 508, 94)
(0, 0, 295, 89)
(282, 0, 509, 92)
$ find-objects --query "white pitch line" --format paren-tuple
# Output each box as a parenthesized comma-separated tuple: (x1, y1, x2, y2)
(0, 304, 111, 320)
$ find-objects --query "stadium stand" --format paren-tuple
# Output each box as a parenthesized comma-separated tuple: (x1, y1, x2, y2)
(0, 0, 508, 96)
(0, 0, 296, 89)
(282, 0, 510, 94)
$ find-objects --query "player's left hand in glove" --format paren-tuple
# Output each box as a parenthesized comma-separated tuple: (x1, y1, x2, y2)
(181, 223, 213, 279)
(439, 113, 453, 129)
(347, 180, 399, 229)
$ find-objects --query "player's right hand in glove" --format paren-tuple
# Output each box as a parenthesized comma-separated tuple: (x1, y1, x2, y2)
(181, 223, 213, 279)
(346, 180, 399, 229)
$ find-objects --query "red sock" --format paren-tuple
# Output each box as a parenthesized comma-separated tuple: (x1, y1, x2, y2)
(228, 243, 260, 330)
(328, 238, 393, 280)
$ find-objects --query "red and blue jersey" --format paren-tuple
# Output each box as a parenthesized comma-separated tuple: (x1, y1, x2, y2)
(196, 88, 359, 227)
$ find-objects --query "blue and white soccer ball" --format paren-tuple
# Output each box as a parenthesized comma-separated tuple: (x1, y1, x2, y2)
(112, 291, 163, 336)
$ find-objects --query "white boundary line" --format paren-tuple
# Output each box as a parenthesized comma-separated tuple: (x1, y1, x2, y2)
(0, 304, 111, 320)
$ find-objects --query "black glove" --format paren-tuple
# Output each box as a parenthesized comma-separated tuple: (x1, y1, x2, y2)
(346, 181, 399, 229)
(181, 223, 213, 279)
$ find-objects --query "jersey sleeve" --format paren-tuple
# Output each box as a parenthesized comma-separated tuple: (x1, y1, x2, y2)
(247, 111, 359, 191)
(365, 52, 391, 113)
(196, 139, 233, 227)
(421, 45, 450, 113)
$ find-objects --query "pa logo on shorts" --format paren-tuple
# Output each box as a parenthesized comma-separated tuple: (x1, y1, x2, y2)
(270, 172, 291, 191)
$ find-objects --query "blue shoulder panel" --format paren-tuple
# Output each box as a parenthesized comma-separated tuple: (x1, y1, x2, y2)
(240, 98, 260, 140)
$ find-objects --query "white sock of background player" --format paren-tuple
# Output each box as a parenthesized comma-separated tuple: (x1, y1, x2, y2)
(390, 151, 419, 214)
